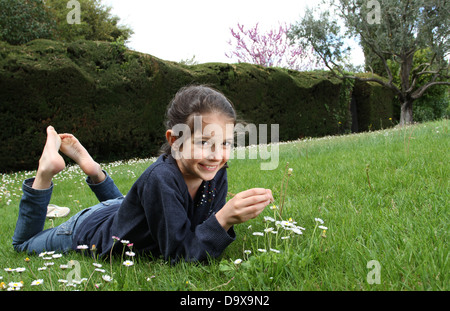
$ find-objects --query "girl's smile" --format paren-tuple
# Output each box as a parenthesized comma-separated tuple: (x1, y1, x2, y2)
(199, 163, 219, 171)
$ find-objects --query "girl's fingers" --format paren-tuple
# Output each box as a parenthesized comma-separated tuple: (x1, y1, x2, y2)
(237, 188, 273, 202)
(246, 201, 270, 219)
(237, 188, 268, 199)
(237, 193, 272, 208)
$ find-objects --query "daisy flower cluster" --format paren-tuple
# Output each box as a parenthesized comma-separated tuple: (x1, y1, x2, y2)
(0, 171, 35, 207)
(111, 236, 136, 267)
(237, 207, 307, 261)
(314, 217, 328, 238)
(226, 210, 330, 282)
(228, 164, 330, 272)
(0, 235, 153, 291)
(1, 251, 65, 291)
(0, 244, 125, 291)
(1, 269, 27, 291)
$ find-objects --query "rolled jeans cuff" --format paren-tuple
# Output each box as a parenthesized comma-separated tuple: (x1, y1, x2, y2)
(85, 170, 123, 202)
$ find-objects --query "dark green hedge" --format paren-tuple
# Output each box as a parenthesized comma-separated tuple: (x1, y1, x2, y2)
(353, 74, 395, 131)
(0, 39, 394, 172)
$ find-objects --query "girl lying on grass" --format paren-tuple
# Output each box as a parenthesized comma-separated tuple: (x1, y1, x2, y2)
(12, 85, 274, 263)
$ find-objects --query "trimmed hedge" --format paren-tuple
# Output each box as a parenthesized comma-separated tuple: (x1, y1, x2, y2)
(0, 39, 394, 172)
(353, 74, 395, 131)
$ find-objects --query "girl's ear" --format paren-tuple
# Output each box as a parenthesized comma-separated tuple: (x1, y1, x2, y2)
(165, 130, 177, 146)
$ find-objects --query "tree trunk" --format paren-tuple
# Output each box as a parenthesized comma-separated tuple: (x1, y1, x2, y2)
(400, 99, 413, 126)
(399, 52, 415, 126)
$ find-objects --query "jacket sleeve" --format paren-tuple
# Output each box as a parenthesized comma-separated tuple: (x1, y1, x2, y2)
(139, 167, 235, 263)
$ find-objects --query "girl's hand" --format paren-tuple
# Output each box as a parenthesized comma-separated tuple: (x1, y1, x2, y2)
(216, 188, 274, 231)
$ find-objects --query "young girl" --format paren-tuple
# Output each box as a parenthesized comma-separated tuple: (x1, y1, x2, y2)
(12, 85, 274, 263)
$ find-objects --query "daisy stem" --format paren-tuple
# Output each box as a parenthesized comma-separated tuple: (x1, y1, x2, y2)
(124, 265, 130, 290)
(308, 223, 319, 256)
(47, 267, 54, 291)
(279, 163, 293, 219)
(84, 269, 96, 291)
(275, 229, 279, 250)
(80, 249, 90, 278)
(133, 263, 138, 283)
(120, 246, 126, 276)
(278, 162, 289, 218)
(26, 263, 39, 280)
(279, 174, 291, 218)
(110, 240, 116, 277)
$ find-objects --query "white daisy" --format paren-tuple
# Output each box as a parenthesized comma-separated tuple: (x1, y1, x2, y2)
(264, 216, 275, 222)
(264, 227, 275, 233)
(123, 260, 134, 267)
(292, 228, 303, 235)
(8, 281, 23, 288)
(31, 279, 44, 286)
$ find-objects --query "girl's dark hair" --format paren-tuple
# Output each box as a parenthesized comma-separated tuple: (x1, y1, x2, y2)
(160, 85, 237, 155)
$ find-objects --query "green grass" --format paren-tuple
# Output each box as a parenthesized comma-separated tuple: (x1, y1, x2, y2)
(0, 120, 448, 291)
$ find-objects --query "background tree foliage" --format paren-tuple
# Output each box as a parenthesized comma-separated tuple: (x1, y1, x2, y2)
(289, 0, 450, 125)
(45, 0, 133, 42)
(0, 0, 55, 45)
(388, 48, 450, 122)
(0, 0, 133, 45)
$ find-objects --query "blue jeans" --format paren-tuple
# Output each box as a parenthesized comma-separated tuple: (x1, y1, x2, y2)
(12, 171, 123, 254)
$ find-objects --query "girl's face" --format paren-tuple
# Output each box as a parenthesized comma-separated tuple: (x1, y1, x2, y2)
(167, 112, 235, 188)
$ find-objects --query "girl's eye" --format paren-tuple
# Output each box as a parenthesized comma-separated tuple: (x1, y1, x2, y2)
(194, 140, 207, 145)
(195, 140, 210, 146)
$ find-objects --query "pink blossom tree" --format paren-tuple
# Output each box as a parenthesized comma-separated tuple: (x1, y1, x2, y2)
(225, 23, 323, 71)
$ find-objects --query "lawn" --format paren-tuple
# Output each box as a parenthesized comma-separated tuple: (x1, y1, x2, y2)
(0, 120, 448, 292)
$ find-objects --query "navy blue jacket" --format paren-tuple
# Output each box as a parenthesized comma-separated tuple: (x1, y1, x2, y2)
(72, 154, 235, 263)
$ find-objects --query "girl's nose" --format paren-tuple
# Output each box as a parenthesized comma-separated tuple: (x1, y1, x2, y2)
(206, 144, 223, 160)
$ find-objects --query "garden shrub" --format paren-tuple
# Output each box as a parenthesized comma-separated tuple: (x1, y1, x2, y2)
(0, 39, 394, 172)
(353, 74, 395, 131)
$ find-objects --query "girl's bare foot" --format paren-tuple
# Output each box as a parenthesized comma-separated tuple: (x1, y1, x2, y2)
(32, 126, 66, 190)
(59, 133, 105, 184)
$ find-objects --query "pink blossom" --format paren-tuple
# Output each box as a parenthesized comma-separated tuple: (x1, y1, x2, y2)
(226, 23, 322, 71)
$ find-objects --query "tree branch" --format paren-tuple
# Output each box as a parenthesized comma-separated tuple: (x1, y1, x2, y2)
(411, 81, 450, 99)
(358, 30, 395, 85)
(345, 73, 403, 98)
